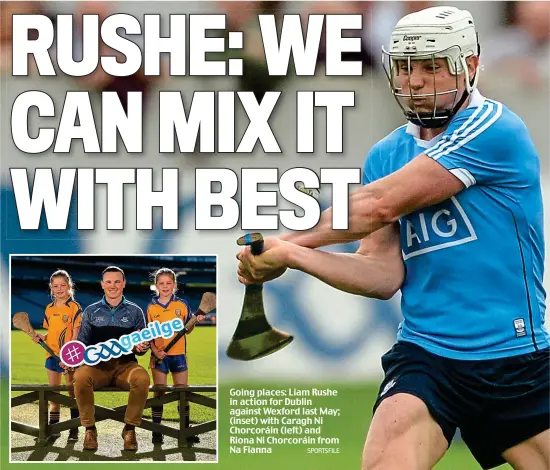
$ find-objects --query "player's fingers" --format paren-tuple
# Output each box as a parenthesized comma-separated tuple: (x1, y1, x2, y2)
(241, 246, 255, 262)
(238, 266, 260, 283)
(240, 274, 264, 285)
(238, 260, 254, 276)
(238, 275, 250, 286)
(237, 247, 251, 259)
(239, 250, 249, 263)
(237, 267, 250, 278)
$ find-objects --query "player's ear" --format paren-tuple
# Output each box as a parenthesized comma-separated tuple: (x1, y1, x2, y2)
(467, 56, 479, 81)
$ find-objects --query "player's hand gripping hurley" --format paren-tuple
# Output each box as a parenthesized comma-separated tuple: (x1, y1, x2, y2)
(12, 312, 70, 373)
(150, 292, 216, 367)
(226, 233, 294, 361)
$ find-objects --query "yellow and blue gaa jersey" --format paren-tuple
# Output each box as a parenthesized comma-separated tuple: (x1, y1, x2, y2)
(42, 299, 82, 357)
(363, 89, 549, 360)
(147, 295, 191, 355)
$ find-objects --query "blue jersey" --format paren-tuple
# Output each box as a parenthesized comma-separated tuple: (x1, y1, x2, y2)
(78, 296, 146, 363)
(363, 90, 549, 360)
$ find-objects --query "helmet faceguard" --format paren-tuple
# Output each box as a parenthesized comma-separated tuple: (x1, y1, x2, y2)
(382, 7, 480, 129)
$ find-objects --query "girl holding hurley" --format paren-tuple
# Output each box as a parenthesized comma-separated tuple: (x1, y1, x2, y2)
(32, 269, 82, 441)
(147, 268, 205, 445)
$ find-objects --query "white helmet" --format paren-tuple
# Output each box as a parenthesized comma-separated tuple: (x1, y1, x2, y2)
(382, 6, 481, 128)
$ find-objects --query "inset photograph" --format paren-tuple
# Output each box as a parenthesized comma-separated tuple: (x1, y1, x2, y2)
(10, 255, 217, 462)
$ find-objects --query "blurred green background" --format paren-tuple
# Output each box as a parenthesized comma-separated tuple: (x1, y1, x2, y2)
(8, 330, 513, 469)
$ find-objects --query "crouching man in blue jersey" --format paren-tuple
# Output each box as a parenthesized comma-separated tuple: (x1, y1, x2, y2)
(74, 266, 151, 452)
(237, 6, 549, 470)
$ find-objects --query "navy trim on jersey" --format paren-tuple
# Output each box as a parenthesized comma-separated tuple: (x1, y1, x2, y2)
(155, 294, 175, 309)
(183, 298, 192, 354)
(59, 327, 67, 349)
(512, 214, 538, 351)
(175, 296, 192, 313)
(73, 309, 82, 327)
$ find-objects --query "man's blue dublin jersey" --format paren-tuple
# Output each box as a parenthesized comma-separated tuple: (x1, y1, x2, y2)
(363, 90, 549, 360)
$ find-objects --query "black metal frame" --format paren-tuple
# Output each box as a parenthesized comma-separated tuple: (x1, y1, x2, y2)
(11, 384, 216, 448)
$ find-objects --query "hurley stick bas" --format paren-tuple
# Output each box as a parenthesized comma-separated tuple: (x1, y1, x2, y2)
(153, 292, 217, 364)
(227, 186, 319, 361)
(12, 312, 63, 364)
(226, 233, 294, 361)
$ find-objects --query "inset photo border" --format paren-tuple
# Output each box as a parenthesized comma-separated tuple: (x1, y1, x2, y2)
(9, 254, 218, 463)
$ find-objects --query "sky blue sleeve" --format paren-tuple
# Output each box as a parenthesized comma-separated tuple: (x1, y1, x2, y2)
(363, 146, 381, 185)
(425, 101, 535, 188)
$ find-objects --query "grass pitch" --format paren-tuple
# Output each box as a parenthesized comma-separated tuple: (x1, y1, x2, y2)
(10, 329, 514, 469)
(218, 383, 513, 470)
(10, 328, 216, 424)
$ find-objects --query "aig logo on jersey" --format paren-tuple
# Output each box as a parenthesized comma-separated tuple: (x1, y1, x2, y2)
(401, 197, 477, 260)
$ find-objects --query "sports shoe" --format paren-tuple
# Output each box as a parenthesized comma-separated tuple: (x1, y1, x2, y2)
(187, 434, 200, 445)
(152, 432, 163, 444)
(122, 428, 138, 451)
(68, 428, 79, 441)
(48, 421, 61, 439)
(83, 428, 98, 450)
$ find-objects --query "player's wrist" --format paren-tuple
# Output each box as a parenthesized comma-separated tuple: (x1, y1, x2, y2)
(279, 232, 304, 247)
(284, 243, 303, 270)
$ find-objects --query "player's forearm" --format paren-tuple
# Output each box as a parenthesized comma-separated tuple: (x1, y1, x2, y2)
(68, 327, 80, 342)
(286, 245, 403, 299)
(282, 187, 390, 248)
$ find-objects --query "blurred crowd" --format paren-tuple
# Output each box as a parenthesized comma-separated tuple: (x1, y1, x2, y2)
(2, 1, 549, 101)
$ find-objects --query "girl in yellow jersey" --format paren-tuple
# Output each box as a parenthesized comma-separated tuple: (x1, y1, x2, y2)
(147, 268, 204, 445)
(32, 270, 82, 441)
